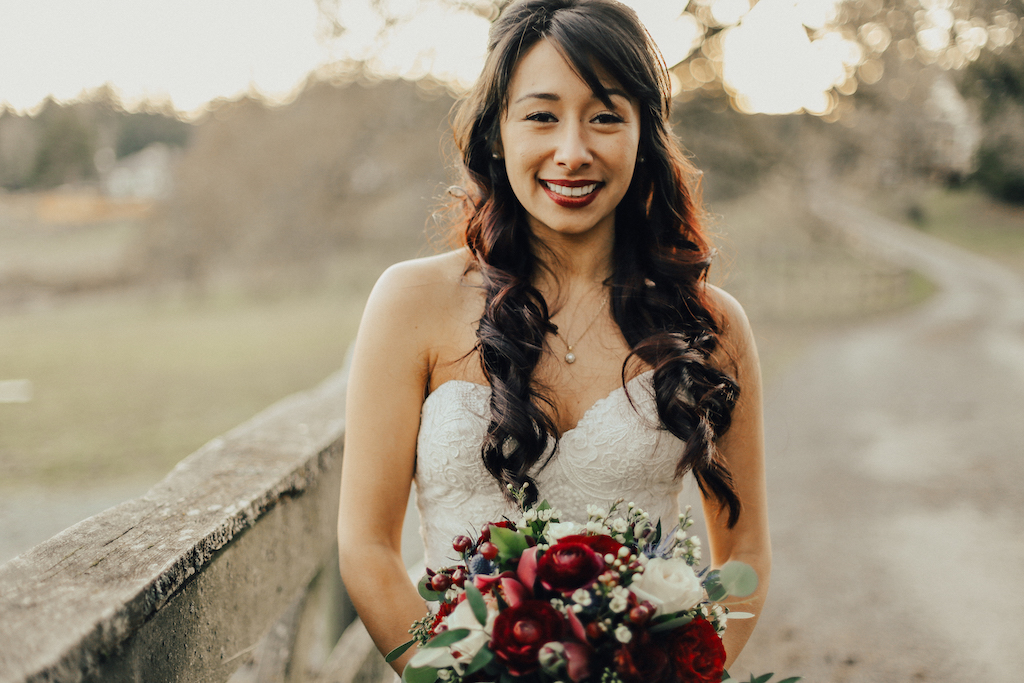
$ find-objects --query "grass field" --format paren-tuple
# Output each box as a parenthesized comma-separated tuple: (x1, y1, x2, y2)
(908, 186, 1024, 276)
(0, 180, 936, 490)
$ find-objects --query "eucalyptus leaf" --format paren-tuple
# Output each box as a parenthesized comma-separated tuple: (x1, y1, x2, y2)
(489, 525, 529, 560)
(649, 613, 695, 633)
(423, 628, 471, 648)
(402, 665, 439, 683)
(465, 646, 495, 675)
(417, 573, 443, 602)
(704, 570, 727, 602)
(751, 674, 774, 683)
(776, 678, 802, 682)
(465, 583, 488, 625)
(719, 561, 758, 598)
(385, 638, 415, 663)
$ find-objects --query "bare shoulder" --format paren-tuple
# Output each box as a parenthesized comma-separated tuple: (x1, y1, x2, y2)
(705, 284, 754, 344)
(705, 284, 760, 380)
(358, 249, 481, 377)
(363, 249, 477, 325)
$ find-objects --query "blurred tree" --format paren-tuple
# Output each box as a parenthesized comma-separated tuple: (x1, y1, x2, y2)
(958, 0, 1024, 203)
(29, 99, 96, 188)
(115, 111, 191, 159)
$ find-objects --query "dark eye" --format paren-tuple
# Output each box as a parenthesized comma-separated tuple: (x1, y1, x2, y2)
(526, 112, 557, 123)
(593, 113, 624, 124)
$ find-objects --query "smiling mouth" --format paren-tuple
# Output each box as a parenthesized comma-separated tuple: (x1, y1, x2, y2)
(540, 180, 600, 198)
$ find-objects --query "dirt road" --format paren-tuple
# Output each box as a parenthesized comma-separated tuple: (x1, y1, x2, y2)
(732, 195, 1024, 682)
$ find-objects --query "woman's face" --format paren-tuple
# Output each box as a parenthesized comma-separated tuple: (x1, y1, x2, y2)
(498, 39, 642, 243)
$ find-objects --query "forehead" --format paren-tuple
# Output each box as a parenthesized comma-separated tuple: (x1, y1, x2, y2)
(506, 38, 630, 106)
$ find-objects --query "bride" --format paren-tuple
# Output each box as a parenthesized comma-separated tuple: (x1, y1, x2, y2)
(338, 0, 770, 674)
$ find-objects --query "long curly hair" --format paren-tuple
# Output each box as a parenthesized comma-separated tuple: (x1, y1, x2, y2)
(448, 0, 742, 526)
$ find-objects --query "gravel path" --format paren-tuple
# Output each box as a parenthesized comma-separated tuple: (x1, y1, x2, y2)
(731, 193, 1024, 682)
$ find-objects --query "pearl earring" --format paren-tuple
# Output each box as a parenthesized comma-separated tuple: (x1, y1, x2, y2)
(491, 152, 501, 159)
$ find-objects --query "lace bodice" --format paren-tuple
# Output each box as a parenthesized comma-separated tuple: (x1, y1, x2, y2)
(414, 371, 689, 568)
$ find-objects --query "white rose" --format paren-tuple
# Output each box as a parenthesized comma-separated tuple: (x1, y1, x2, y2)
(546, 520, 583, 541)
(409, 599, 495, 671)
(629, 557, 703, 616)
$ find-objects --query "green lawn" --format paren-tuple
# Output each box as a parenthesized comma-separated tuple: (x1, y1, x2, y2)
(910, 187, 1024, 275)
(0, 276, 372, 488)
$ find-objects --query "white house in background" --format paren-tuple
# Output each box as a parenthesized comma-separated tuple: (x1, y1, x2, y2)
(103, 143, 175, 199)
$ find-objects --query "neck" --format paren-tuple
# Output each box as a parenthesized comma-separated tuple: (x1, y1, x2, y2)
(531, 228, 615, 296)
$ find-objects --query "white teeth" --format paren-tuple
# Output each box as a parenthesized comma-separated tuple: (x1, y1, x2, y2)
(544, 181, 598, 198)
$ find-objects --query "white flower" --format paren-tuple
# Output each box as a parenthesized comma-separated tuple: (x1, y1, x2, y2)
(523, 509, 538, 523)
(612, 518, 629, 533)
(587, 505, 608, 519)
(438, 671, 451, 681)
(571, 588, 593, 607)
(585, 521, 608, 534)
(630, 557, 703, 616)
(539, 508, 554, 521)
(409, 599, 495, 671)
(547, 520, 583, 541)
(615, 624, 633, 643)
(609, 585, 630, 613)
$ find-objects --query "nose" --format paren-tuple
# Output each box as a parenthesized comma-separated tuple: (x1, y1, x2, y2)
(553, 122, 593, 171)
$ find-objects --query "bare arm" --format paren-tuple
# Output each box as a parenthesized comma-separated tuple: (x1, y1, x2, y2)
(338, 262, 438, 673)
(704, 286, 771, 670)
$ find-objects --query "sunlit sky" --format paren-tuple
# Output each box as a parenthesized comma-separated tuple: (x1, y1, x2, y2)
(0, 0, 997, 117)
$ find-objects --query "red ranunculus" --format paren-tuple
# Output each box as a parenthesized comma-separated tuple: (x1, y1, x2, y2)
(663, 618, 726, 683)
(613, 631, 670, 683)
(490, 600, 565, 675)
(557, 534, 624, 558)
(537, 539, 605, 592)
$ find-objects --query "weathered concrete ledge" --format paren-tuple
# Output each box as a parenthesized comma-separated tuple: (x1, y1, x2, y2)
(0, 368, 349, 683)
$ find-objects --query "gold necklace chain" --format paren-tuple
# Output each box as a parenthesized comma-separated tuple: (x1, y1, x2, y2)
(556, 292, 609, 365)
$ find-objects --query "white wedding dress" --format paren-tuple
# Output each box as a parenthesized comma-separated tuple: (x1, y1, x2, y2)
(414, 370, 690, 569)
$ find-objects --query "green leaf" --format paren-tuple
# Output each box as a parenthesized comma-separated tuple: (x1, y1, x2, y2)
(704, 570, 727, 602)
(721, 671, 733, 682)
(417, 574, 444, 602)
(537, 499, 551, 511)
(751, 674, 774, 683)
(423, 628, 471, 648)
(489, 525, 529, 561)
(465, 646, 495, 675)
(719, 561, 758, 598)
(402, 665, 439, 683)
(385, 638, 415, 663)
(465, 583, 488, 626)
(649, 613, 694, 633)
(776, 678, 802, 683)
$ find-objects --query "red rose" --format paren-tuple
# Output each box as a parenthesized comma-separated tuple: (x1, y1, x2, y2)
(537, 539, 605, 592)
(490, 600, 565, 675)
(664, 618, 726, 683)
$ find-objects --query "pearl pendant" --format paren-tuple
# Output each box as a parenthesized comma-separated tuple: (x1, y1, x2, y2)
(564, 351, 576, 364)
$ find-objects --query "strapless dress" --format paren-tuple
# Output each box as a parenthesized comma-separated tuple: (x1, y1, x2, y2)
(414, 370, 693, 568)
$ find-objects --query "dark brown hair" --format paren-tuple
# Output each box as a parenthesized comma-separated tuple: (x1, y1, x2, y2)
(449, 0, 742, 526)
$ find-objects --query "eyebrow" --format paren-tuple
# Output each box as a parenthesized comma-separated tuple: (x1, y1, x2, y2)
(513, 88, 631, 105)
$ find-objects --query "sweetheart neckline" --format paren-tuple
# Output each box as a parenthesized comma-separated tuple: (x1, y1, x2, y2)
(422, 369, 655, 440)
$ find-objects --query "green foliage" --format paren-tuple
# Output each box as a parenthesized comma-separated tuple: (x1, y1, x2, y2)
(115, 110, 190, 158)
(29, 103, 96, 188)
(402, 665, 439, 683)
(973, 145, 1024, 205)
(718, 560, 759, 598)
(465, 583, 488, 625)
(385, 639, 415, 662)
(489, 525, 529, 561)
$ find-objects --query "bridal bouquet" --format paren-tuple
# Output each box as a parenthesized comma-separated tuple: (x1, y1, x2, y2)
(388, 496, 797, 683)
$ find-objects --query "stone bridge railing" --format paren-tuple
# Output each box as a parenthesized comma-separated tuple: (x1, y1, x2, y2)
(0, 368, 393, 683)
